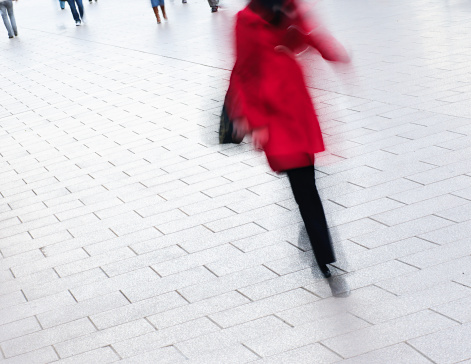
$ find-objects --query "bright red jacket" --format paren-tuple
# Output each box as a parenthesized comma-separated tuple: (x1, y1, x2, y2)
(227, 2, 347, 172)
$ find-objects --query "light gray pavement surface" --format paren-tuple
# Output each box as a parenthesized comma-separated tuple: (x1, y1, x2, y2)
(1, 0, 471, 362)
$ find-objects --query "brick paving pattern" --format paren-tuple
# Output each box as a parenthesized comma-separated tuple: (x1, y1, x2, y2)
(1, 0, 471, 362)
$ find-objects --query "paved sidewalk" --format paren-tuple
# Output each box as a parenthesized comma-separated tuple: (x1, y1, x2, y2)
(1, 0, 471, 363)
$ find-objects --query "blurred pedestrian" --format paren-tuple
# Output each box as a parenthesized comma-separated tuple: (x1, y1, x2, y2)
(208, 0, 218, 12)
(66, 0, 84, 26)
(0, 0, 17, 39)
(151, 0, 166, 24)
(227, 0, 350, 278)
(59, 0, 66, 10)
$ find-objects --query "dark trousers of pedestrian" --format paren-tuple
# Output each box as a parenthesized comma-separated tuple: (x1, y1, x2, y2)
(66, 0, 83, 22)
(286, 165, 336, 266)
(0, 0, 17, 38)
(207, 0, 219, 7)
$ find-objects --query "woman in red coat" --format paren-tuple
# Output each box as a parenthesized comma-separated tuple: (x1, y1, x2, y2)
(227, 0, 350, 278)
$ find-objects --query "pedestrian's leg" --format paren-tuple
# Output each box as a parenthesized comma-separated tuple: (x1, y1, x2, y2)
(160, 5, 167, 20)
(66, 0, 80, 22)
(5, 1, 17, 36)
(207, 0, 219, 11)
(60, 0, 65, 9)
(0, 6, 14, 38)
(75, 0, 84, 19)
(154, 6, 161, 23)
(287, 166, 335, 274)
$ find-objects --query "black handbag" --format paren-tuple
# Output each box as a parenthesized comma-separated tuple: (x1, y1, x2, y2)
(219, 104, 243, 144)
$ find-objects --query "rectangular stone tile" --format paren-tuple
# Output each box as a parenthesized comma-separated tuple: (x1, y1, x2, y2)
(23, 267, 107, 301)
(37, 291, 129, 329)
(321, 310, 457, 358)
(408, 322, 471, 364)
(178, 222, 267, 253)
(185, 344, 258, 364)
(151, 244, 243, 277)
(370, 194, 468, 226)
(54, 319, 154, 358)
(244, 313, 368, 357)
(148, 291, 250, 329)
(388, 175, 471, 205)
(0, 316, 42, 342)
(112, 317, 219, 359)
(433, 295, 471, 324)
(116, 346, 186, 364)
(205, 242, 301, 277)
(350, 215, 455, 248)
(70, 267, 159, 302)
(278, 285, 395, 327)
(399, 237, 471, 268)
(101, 245, 186, 277)
(53, 346, 120, 364)
(121, 266, 215, 303)
(349, 281, 471, 324)
(251, 343, 341, 364)
(90, 291, 187, 330)
(209, 288, 319, 329)
(10, 249, 89, 279)
(178, 265, 278, 303)
(418, 221, 471, 245)
(0, 346, 58, 364)
(335, 343, 433, 364)
(1, 318, 96, 358)
(175, 316, 289, 359)
(376, 256, 471, 295)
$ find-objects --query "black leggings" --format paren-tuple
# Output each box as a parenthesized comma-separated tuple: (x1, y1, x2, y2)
(286, 166, 335, 265)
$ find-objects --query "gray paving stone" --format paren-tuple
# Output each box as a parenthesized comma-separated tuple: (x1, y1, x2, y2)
(1, 318, 96, 358)
(54, 319, 154, 358)
(334, 343, 433, 364)
(408, 322, 471, 364)
(52, 346, 120, 364)
(321, 310, 457, 359)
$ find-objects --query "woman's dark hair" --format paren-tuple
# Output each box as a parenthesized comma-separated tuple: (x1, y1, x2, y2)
(249, 0, 288, 25)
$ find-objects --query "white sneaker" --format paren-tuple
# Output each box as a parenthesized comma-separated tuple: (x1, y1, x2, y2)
(76, 20, 81, 26)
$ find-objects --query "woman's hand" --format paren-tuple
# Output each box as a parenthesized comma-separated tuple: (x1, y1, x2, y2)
(252, 127, 269, 150)
(233, 117, 249, 141)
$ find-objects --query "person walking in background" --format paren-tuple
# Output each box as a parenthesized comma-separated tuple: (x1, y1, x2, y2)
(208, 0, 218, 12)
(66, 0, 84, 26)
(0, 0, 17, 39)
(59, 0, 66, 10)
(228, 0, 350, 278)
(151, 0, 166, 24)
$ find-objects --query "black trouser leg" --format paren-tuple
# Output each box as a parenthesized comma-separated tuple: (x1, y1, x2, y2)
(287, 165, 335, 265)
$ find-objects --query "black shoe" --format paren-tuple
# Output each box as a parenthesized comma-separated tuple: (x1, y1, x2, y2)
(319, 264, 331, 278)
(182, 0, 187, 3)
(8, 35, 14, 38)
(211, 6, 218, 12)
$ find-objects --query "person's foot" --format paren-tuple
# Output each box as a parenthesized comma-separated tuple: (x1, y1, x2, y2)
(14, 32, 18, 36)
(211, 6, 218, 12)
(163, 14, 167, 20)
(76, 20, 81, 26)
(182, 0, 187, 3)
(156, 17, 161, 24)
(8, 35, 14, 38)
(319, 264, 331, 278)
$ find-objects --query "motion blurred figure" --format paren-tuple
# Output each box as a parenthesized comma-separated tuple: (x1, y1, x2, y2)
(66, 0, 84, 26)
(151, 0, 166, 24)
(0, 0, 17, 39)
(227, 0, 350, 278)
(208, 0, 219, 12)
